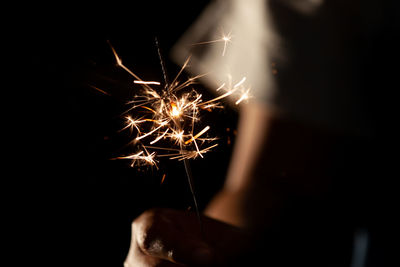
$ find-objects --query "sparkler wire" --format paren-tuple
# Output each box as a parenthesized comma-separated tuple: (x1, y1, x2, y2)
(156, 38, 203, 232)
(155, 37, 170, 89)
(183, 155, 203, 235)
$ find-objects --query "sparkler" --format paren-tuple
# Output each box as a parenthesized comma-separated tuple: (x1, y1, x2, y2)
(110, 44, 249, 167)
(107, 38, 250, 231)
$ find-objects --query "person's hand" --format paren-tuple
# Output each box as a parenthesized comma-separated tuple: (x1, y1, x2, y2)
(124, 208, 249, 267)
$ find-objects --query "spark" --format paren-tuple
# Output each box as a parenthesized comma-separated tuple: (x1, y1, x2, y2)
(121, 116, 145, 133)
(215, 83, 225, 92)
(221, 33, 232, 56)
(234, 77, 247, 88)
(107, 39, 250, 236)
(235, 87, 251, 105)
(185, 126, 210, 145)
(169, 144, 219, 160)
(161, 174, 166, 184)
(136, 120, 169, 141)
(110, 44, 250, 167)
(134, 80, 161, 85)
(89, 85, 111, 96)
(199, 90, 234, 107)
(150, 129, 169, 145)
(192, 30, 233, 56)
(116, 151, 158, 168)
(169, 129, 185, 146)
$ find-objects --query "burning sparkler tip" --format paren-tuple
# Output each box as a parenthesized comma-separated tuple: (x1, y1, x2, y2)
(110, 42, 248, 169)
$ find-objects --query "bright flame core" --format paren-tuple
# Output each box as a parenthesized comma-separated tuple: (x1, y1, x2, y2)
(170, 102, 181, 118)
(107, 42, 251, 167)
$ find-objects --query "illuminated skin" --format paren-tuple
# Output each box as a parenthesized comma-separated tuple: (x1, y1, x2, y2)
(108, 27, 273, 265)
(205, 103, 272, 227)
(124, 103, 274, 266)
(124, 208, 250, 267)
(124, 100, 341, 266)
(109, 34, 265, 266)
(121, 0, 377, 264)
(110, 30, 290, 265)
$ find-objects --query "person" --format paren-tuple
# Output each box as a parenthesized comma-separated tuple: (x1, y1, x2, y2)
(123, 0, 395, 266)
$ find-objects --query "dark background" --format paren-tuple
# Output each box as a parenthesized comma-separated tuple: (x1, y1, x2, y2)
(14, 2, 238, 266)
(9, 1, 399, 266)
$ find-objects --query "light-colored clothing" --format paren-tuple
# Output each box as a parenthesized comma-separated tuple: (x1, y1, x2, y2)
(172, 0, 372, 136)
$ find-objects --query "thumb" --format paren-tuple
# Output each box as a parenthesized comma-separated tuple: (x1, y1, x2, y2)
(135, 223, 214, 265)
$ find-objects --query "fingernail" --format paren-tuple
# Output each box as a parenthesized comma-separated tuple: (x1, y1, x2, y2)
(193, 247, 213, 264)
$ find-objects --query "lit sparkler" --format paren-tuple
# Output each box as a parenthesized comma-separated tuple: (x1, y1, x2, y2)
(107, 39, 251, 232)
(109, 43, 249, 168)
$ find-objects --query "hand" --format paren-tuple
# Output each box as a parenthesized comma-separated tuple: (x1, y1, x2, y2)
(124, 208, 249, 267)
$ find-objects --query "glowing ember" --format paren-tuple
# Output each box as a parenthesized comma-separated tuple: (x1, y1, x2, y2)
(170, 102, 181, 118)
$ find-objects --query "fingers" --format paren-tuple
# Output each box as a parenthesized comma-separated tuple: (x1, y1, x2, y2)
(133, 209, 214, 266)
(125, 227, 182, 267)
(124, 252, 179, 267)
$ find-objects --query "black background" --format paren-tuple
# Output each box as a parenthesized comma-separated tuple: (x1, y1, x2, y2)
(12, 2, 238, 266)
(8, 1, 399, 266)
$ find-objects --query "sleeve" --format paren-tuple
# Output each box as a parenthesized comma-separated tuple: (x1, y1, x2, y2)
(172, 0, 372, 136)
(171, 0, 278, 107)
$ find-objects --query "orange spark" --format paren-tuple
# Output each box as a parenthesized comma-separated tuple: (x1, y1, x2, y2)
(134, 80, 161, 85)
(185, 126, 210, 145)
(161, 174, 166, 184)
